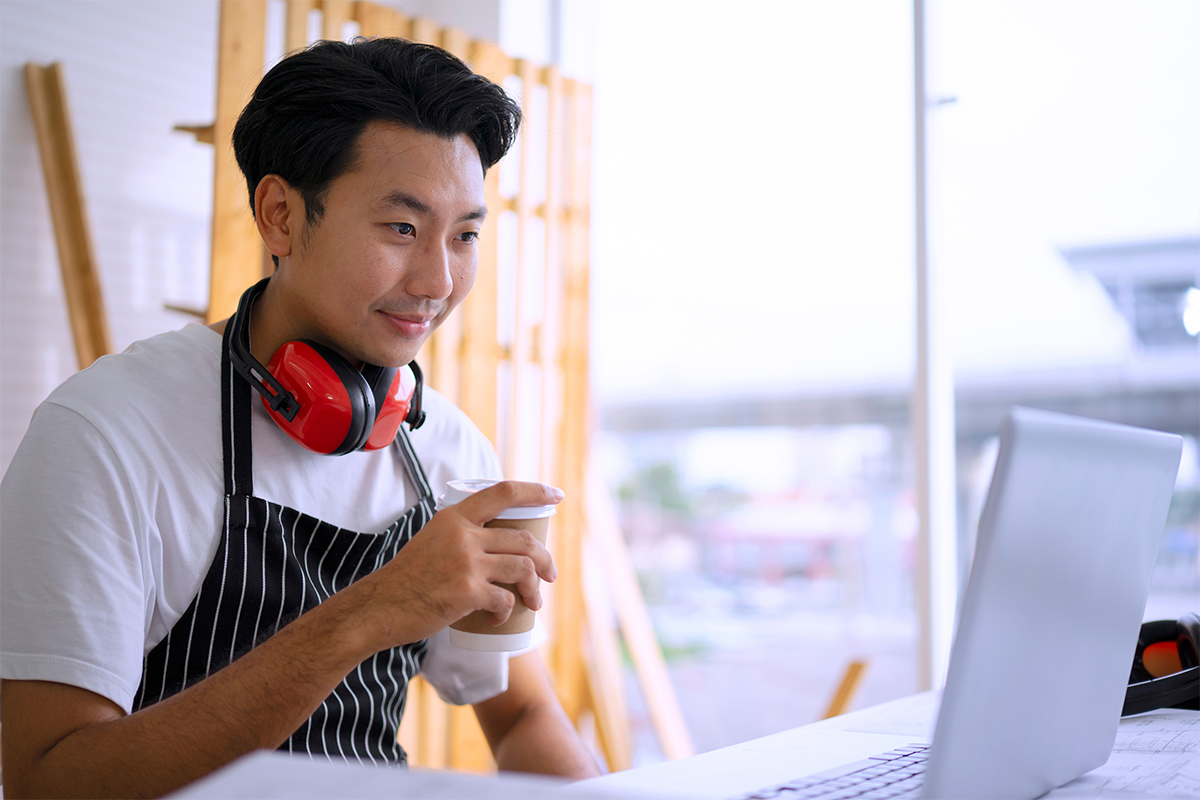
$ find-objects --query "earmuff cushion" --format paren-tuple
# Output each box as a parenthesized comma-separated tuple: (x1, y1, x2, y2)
(1123, 614, 1200, 716)
(1131, 619, 1180, 683)
(263, 340, 375, 455)
(360, 364, 399, 422)
(1177, 612, 1199, 669)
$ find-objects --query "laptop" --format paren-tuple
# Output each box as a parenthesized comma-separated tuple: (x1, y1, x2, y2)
(732, 407, 1183, 800)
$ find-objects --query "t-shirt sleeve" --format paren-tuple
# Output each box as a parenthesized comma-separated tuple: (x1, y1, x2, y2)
(419, 618, 550, 706)
(0, 401, 151, 712)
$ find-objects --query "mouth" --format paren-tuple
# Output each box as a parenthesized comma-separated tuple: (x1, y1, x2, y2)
(378, 310, 436, 338)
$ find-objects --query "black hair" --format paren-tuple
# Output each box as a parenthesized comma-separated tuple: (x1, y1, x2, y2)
(232, 37, 521, 228)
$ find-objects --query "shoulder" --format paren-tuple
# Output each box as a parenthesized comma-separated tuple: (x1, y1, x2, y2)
(24, 323, 224, 503)
(45, 324, 220, 423)
(407, 387, 503, 493)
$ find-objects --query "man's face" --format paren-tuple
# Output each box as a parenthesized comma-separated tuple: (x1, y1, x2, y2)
(274, 121, 486, 368)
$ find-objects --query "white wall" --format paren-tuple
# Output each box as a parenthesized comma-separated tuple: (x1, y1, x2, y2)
(0, 0, 219, 474)
(0, 0, 595, 476)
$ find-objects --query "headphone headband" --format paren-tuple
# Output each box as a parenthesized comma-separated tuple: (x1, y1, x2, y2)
(1123, 612, 1200, 716)
(229, 278, 300, 421)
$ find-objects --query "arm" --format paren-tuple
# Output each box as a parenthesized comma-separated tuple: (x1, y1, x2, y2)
(0, 595, 371, 799)
(473, 651, 601, 779)
(1, 481, 562, 799)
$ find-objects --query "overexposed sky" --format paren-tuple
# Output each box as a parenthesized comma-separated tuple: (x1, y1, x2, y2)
(590, 0, 1200, 404)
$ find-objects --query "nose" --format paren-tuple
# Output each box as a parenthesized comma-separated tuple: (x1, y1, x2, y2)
(406, 237, 454, 300)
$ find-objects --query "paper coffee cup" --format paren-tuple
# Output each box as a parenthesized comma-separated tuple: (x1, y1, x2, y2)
(436, 479, 558, 652)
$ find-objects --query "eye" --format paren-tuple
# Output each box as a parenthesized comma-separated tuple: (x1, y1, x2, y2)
(389, 222, 415, 236)
(458, 231, 480, 243)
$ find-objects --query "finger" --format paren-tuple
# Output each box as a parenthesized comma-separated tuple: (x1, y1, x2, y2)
(485, 553, 544, 611)
(480, 584, 516, 626)
(453, 480, 563, 526)
(481, 525, 557, 582)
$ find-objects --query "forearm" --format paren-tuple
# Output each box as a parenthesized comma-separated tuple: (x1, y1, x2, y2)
(488, 700, 600, 780)
(4, 591, 374, 799)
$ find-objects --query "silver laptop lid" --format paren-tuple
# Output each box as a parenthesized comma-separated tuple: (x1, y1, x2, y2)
(922, 407, 1182, 800)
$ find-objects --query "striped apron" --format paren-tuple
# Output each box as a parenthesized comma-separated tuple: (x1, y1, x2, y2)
(131, 324, 434, 765)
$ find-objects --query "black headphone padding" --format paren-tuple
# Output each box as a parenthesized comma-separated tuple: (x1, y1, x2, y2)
(1122, 612, 1200, 716)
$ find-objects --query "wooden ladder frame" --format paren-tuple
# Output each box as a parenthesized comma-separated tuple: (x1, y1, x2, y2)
(24, 61, 112, 370)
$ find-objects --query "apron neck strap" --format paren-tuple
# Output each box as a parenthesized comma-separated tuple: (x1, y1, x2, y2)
(394, 426, 435, 502)
(221, 319, 254, 497)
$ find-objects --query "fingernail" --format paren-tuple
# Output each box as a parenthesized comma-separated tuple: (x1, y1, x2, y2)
(550, 486, 564, 501)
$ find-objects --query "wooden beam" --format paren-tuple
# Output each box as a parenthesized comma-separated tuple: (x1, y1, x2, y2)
(582, 533, 633, 771)
(284, 0, 316, 53)
(449, 704, 496, 774)
(586, 464, 695, 760)
(397, 675, 422, 763)
(419, 22, 468, 402)
(539, 64, 566, 488)
(173, 123, 215, 145)
(410, 16, 440, 46)
(354, 1, 411, 38)
(822, 660, 868, 719)
(503, 57, 540, 479)
(23, 62, 112, 370)
(207, 0, 267, 324)
(548, 78, 595, 725)
(440, 27, 471, 60)
(320, 0, 353, 41)
(454, 43, 511, 448)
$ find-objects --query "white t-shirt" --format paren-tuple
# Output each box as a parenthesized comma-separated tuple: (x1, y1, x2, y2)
(0, 323, 539, 712)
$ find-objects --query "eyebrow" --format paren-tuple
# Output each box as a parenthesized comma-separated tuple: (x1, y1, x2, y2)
(378, 190, 487, 223)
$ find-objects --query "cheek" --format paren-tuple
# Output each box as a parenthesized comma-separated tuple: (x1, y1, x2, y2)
(452, 263, 477, 298)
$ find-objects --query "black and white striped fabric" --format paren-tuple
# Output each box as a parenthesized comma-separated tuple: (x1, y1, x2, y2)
(132, 325, 435, 765)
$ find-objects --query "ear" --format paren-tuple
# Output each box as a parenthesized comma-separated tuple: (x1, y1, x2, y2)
(254, 175, 295, 261)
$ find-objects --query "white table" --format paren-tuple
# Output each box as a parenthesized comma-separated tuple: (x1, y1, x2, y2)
(578, 691, 1199, 800)
(173, 692, 1198, 798)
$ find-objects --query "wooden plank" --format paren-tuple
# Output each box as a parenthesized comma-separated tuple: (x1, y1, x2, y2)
(173, 123, 215, 145)
(320, 0, 353, 41)
(397, 674, 421, 763)
(453, 44, 511, 449)
(23, 62, 112, 370)
(582, 532, 633, 771)
(417, 678, 450, 768)
(284, 0, 316, 52)
(410, 16, 440, 46)
(503, 58, 540, 479)
(539, 65, 566, 487)
(449, 704, 496, 774)
(354, 1, 411, 38)
(586, 462, 695, 760)
(207, 0, 267, 324)
(821, 660, 868, 719)
(465, 40, 514, 82)
(547, 78, 594, 725)
(440, 27, 471, 60)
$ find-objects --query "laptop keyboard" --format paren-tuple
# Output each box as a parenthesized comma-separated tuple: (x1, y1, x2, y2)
(733, 744, 930, 800)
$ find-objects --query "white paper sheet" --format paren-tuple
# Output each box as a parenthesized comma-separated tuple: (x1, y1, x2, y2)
(1048, 709, 1200, 798)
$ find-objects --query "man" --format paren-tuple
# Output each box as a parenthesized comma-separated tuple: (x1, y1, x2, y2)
(0, 37, 599, 797)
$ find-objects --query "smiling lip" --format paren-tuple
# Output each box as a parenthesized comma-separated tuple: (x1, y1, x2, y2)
(380, 311, 434, 338)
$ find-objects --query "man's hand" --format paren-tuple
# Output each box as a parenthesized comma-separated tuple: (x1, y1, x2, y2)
(346, 480, 563, 652)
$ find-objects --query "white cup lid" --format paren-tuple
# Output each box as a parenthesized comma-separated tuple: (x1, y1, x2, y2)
(436, 478, 558, 519)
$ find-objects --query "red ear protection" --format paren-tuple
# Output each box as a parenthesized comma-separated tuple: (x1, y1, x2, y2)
(1123, 612, 1199, 716)
(228, 278, 426, 456)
